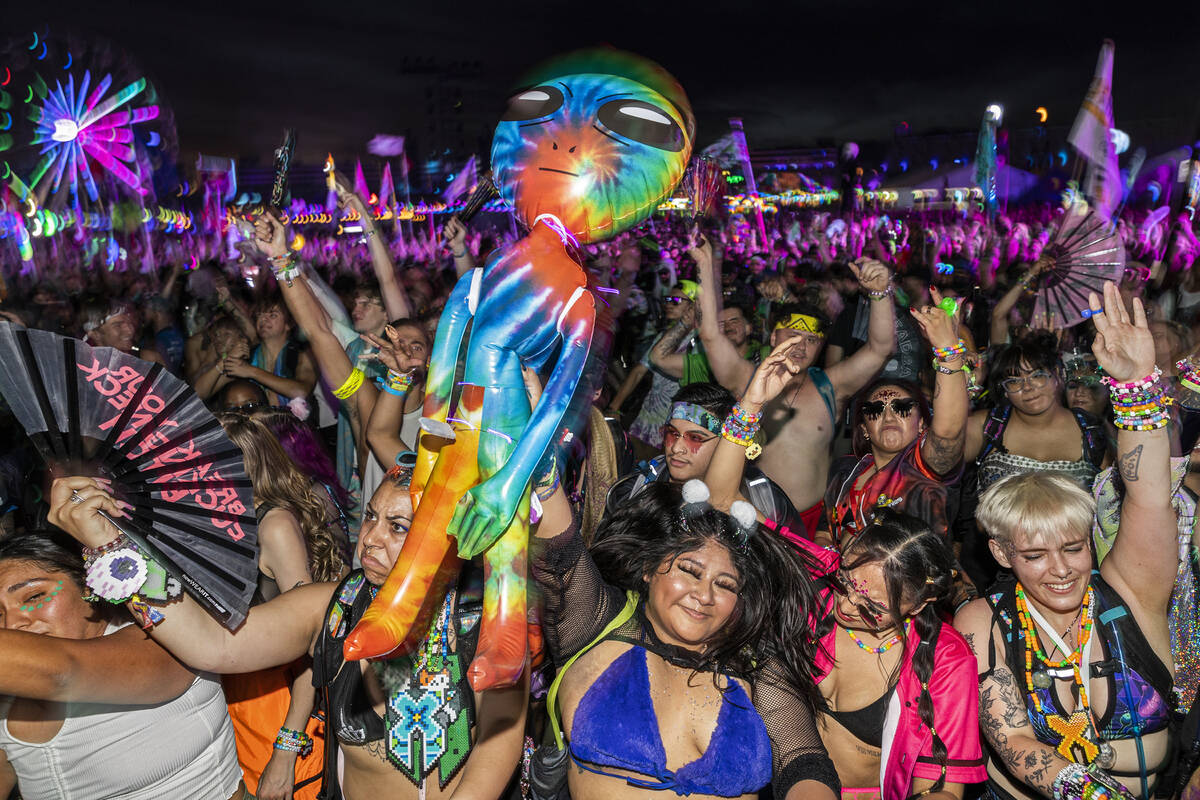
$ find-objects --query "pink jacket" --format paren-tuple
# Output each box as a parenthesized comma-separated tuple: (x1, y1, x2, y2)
(767, 521, 988, 799)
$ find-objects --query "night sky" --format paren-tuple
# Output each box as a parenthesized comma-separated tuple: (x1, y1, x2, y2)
(5, 1, 1200, 168)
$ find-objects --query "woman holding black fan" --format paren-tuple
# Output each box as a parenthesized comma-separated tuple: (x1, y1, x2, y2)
(0, 530, 246, 799)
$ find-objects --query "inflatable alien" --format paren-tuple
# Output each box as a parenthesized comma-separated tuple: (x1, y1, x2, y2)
(343, 50, 694, 689)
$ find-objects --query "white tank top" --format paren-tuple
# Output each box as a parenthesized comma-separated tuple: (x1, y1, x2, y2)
(0, 626, 242, 800)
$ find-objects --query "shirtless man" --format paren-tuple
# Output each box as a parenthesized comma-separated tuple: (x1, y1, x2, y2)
(691, 238, 894, 525)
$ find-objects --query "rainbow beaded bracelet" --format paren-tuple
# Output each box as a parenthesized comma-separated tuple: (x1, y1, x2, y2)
(932, 340, 967, 361)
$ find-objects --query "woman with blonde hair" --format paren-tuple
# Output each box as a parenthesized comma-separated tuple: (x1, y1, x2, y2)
(218, 412, 349, 800)
(955, 282, 1178, 800)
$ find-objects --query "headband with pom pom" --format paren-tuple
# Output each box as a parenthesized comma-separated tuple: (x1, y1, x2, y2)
(729, 500, 757, 551)
(680, 479, 711, 530)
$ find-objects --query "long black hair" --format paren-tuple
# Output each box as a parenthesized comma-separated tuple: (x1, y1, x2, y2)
(589, 481, 827, 713)
(0, 529, 87, 588)
(839, 509, 956, 796)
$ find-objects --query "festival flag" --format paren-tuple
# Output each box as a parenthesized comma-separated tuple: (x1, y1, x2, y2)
(701, 133, 739, 168)
(973, 107, 999, 217)
(379, 163, 397, 215)
(1068, 40, 1121, 219)
(353, 159, 370, 203)
(728, 118, 767, 244)
(443, 155, 477, 205)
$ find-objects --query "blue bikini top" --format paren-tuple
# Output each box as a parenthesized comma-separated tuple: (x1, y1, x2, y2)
(569, 645, 773, 796)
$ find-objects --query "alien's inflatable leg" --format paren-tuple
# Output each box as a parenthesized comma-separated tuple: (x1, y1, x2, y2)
(342, 387, 485, 661)
(462, 371, 532, 689)
(412, 268, 478, 509)
(468, 491, 529, 690)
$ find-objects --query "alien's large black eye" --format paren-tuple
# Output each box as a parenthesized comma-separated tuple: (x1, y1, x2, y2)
(596, 100, 684, 151)
(501, 86, 565, 122)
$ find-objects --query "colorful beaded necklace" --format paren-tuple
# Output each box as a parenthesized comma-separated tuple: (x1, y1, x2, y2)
(844, 618, 912, 654)
(1015, 582, 1107, 765)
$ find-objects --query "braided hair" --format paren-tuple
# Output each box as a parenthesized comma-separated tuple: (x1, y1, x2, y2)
(840, 508, 956, 795)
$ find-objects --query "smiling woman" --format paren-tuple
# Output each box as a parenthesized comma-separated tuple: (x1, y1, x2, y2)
(956, 283, 1179, 800)
(532, 478, 839, 800)
(0, 531, 245, 800)
(967, 331, 1111, 491)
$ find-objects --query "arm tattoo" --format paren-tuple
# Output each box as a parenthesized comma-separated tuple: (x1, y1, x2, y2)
(1118, 445, 1143, 482)
(963, 632, 977, 655)
(923, 431, 965, 476)
(979, 666, 1061, 796)
(654, 323, 690, 356)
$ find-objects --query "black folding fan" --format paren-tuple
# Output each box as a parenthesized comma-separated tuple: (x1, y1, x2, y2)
(0, 323, 258, 629)
(1031, 201, 1126, 329)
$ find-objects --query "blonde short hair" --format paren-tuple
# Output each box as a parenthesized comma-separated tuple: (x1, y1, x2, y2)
(976, 471, 1096, 548)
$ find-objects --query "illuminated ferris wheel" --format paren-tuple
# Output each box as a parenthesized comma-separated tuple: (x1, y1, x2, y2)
(0, 29, 174, 212)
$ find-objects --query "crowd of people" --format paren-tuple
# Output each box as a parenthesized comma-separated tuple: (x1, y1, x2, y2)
(0, 167, 1198, 800)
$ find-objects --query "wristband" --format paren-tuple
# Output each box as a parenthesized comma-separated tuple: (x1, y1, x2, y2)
(333, 368, 365, 400)
(377, 369, 414, 397)
(452, 249, 467, 258)
(268, 253, 300, 286)
(534, 472, 561, 502)
(867, 286, 893, 300)
(931, 359, 970, 376)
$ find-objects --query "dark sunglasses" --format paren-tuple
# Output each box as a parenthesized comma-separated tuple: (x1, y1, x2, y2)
(663, 295, 687, 305)
(860, 398, 916, 420)
(227, 401, 262, 412)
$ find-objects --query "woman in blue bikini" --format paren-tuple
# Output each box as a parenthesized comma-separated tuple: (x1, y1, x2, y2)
(532, 475, 839, 800)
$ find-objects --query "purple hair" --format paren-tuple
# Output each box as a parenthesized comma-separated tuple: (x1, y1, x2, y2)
(252, 407, 352, 510)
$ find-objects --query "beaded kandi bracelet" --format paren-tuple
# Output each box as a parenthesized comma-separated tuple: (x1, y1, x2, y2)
(1177, 357, 1200, 394)
(377, 369, 413, 397)
(931, 340, 967, 361)
(721, 403, 763, 460)
(274, 727, 314, 757)
(1103, 367, 1171, 431)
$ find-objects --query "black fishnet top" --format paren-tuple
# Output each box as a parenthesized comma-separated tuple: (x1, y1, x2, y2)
(532, 518, 840, 797)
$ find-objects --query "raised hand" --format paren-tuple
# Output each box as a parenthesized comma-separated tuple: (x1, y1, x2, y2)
(850, 257, 891, 294)
(47, 476, 130, 549)
(686, 228, 713, 268)
(331, 170, 365, 210)
(442, 216, 467, 251)
(363, 325, 425, 376)
(1089, 281, 1155, 383)
(252, 211, 289, 261)
(910, 286, 961, 349)
(742, 338, 807, 407)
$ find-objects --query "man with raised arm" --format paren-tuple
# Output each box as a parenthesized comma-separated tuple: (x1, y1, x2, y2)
(691, 237, 895, 533)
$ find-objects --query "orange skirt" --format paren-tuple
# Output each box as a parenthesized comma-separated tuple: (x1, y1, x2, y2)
(224, 664, 324, 800)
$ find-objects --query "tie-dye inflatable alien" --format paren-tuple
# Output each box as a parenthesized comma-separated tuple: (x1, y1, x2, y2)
(343, 50, 695, 689)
